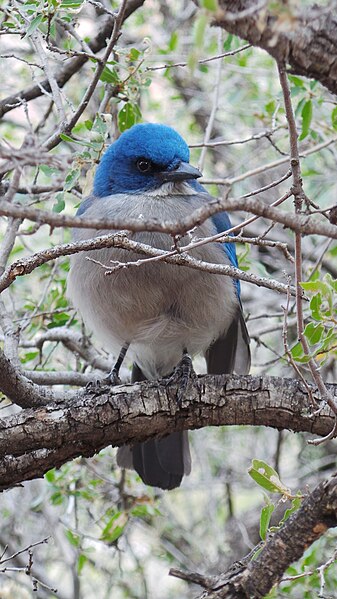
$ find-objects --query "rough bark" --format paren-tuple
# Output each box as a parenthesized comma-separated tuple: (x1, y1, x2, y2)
(184, 474, 337, 598)
(0, 374, 336, 492)
(215, 1, 337, 95)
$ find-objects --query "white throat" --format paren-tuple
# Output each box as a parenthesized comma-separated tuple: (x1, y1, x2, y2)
(145, 181, 197, 197)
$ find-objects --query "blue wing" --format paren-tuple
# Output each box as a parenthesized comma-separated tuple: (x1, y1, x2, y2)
(76, 196, 94, 216)
(211, 211, 240, 297)
(188, 181, 250, 374)
(189, 179, 240, 295)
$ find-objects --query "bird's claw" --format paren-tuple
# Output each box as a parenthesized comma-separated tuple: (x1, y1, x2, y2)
(164, 353, 198, 404)
(86, 369, 121, 393)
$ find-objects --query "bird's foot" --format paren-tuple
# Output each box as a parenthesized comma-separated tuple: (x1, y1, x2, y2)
(86, 343, 129, 392)
(164, 352, 198, 404)
(86, 368, 121, 393)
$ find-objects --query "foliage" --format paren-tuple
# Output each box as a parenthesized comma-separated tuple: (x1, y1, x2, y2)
(0, 0, 337, 597)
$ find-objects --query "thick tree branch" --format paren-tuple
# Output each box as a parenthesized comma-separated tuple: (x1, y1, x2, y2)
(215, 1, 337, 95)
(0, 374, 336, 492)
(175, 474, 337, 598)
(0, 349, 61, 407)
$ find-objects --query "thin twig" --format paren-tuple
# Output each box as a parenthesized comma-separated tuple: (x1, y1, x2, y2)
(44, 0, 129, 151)
(198, 30, 223, 172)
(277, 62, 337, 425)
(146, 44, 251, 71)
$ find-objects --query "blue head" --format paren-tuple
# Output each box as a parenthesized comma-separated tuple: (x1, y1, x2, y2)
(93, 123, 202, 197)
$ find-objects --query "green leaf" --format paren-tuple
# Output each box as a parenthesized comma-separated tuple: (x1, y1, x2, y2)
(118, 103, 141, 132)
(47, 312, 70, 327)
(60, 133, 75, 143)
(201, 0, 218, 11)
(53, 193, 65, 213)
(92, 113, 109, 136)
(50, 491, 64, 505)
(237, 242, 251, 271)
(290, 341, 304, 359)
(289, 75, 305, 88)
(303, 322, 324, 346)
(99, 66, 119, 85)
(193, 14, 207, 47)
(299, 99, 313, 141)
(60, 0, 83, 7)
(325, 273, 337, 292)
(301, 280, 330, 296)
(331, 106, 337, 131)
(309, 293, 322, 320)
(45, 469, 56, 483)
(25, 14, 43, 37)
(77, 554, 87, 574)
(129, 47, 141, 61)
(60, 133, 101, 150)
(279, 495, 302, 526)
(259, 503, 275, 540)
(248, 459, 290, 495)
(131, 504, 161, 518)
(65, 529, 80, 547)
(265, 100, 276, 116)
(21, 350, 39, 363)
(290, 344, 312, 363)
(168, 31, 178, 52)
(295, 97, 306, 116)
(100, 511, 128, 542)
(223, 34, 233, 51)
(64, 168, 80, 191)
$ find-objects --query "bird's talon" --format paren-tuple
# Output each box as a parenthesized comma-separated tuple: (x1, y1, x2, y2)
(103, 370, 122, 386)
(86, 370, 121, 393)
(85, 378, 107, 395)
(164, 353, 196, 404)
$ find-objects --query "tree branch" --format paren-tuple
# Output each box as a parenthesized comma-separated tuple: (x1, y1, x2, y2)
(1, 190, 337, 240)
(0, 231, 297, 297)
(215, 1, 337, 95)
(0, 374, 336, 492)
(174, 474, 337, 598)
(0, 348, 71, 407)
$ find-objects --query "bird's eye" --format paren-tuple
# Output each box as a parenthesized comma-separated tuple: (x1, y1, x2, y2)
(136, 158, 152, 173)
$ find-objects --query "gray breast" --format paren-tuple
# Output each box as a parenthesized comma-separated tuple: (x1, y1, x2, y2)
(67, 192, 237, 377)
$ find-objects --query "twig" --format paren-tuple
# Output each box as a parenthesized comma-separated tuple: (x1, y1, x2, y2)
(44, 0, 129, 151)
(0, 537, 50, 565)
(277, 62, 337, 425)
(146, 44, 251, 71)
(30, 30, 66, 121)
(1, 190, 337, 241)
(0, 231, 297, 297)
(0, 0, 145, 120)
(281, 278, 317, 407)
(201, 135, 337, 186)
(189, 125, 284, 148)
(198, 30, 223, 172)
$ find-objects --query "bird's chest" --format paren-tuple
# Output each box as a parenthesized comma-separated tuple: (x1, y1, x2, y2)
(69, 193, 237, 350)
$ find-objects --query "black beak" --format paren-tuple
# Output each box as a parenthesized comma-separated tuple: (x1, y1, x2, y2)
(156, 161, 202, 183)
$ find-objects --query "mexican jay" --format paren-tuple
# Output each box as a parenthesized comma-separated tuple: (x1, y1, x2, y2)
(67, 123, 250, 490)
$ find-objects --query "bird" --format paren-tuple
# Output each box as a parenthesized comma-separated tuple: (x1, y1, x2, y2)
(67, 122, 250, 490)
